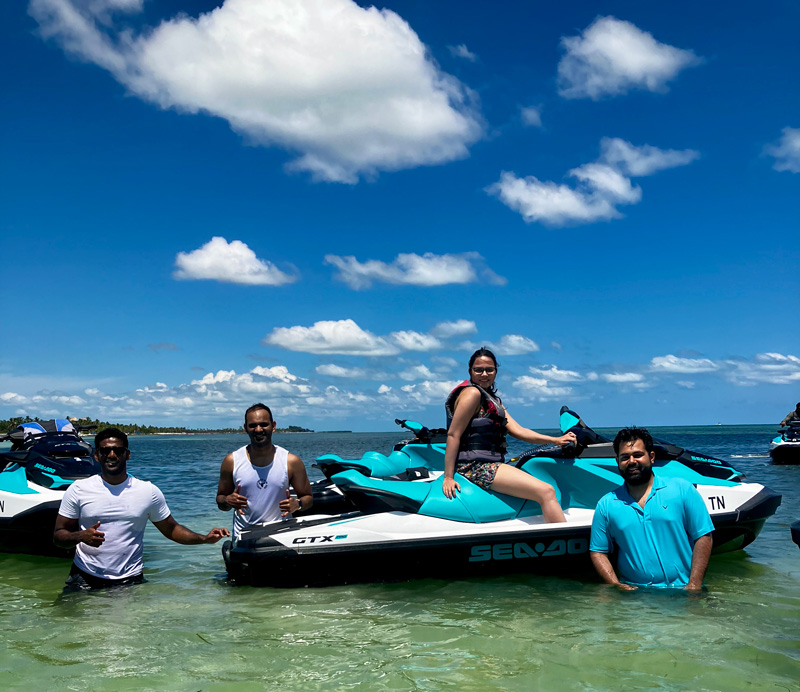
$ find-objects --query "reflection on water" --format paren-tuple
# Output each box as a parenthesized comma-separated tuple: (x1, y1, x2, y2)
(1, 427, 798, 691)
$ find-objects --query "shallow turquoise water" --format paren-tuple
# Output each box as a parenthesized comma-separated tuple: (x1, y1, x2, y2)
(1, 427, 797, 691)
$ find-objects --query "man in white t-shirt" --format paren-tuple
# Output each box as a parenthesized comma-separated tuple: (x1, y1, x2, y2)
(54, 427, 229, 590)
(216, 403, 313, 540)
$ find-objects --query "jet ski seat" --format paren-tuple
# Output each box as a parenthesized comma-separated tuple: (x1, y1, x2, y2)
(317, 449, 433, 479)
(331, 458, 622, 524)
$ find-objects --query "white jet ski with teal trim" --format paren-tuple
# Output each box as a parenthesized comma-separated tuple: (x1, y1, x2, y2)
(0, 419, 99, 556)
(224, 409, 781, 587)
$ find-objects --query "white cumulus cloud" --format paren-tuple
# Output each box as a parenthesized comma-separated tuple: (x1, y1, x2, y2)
(557, 16, 702, 99)
(174, 237, 296, 286)
(520, 105, 542, 127)
(30, 0, 483, 183)
(316, 364, 367, 378)
(391, 331, 442, 352)
(263, 319, 398, 356)
(487, 137, 698, 226)
(764, 127, 800, 173)
(494, 334, 540, 355)
(528, 365, 582, 382)
(399, 364, 435, 381)
(725, 353, 800, 385)
(324, 252, 505, 289)
(430, 320, 477, 338)
(448, 44, 477, 62)
(599, 138, 699, 176)
(601, 372, 645, 384)
(650, 355, 718, 373)
(514, 376, 573, 400)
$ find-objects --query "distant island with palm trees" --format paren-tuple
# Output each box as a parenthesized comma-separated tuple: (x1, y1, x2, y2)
(0, 416, 316, 436)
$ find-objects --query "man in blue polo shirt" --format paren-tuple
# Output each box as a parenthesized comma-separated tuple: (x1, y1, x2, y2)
(590, 427, 714, 591)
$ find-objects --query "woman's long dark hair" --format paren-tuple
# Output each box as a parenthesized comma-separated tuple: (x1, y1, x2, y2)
(468, 347, 499, 396)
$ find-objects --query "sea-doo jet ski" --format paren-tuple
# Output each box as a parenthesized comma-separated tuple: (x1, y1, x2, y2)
(307, 407, 744, 498)
(224, 410, 781, 587)
(769, 422, 800, 465)
(0, 419, 99, 556)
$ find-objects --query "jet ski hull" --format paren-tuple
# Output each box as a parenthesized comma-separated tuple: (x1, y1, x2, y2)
(0, 500, 74, 557)
(223, 482, 781, 588)
(0, 422, 99, 557)
(769, 441, 800, 465)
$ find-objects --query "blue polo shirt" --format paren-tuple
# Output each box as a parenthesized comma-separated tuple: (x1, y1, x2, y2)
(590, 473, 714, 587)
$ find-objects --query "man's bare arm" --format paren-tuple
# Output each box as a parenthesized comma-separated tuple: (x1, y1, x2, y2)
(280, 454, 313, 515)
(53, 514, 105, 549)
(590, 551, 637, 591)
(686, 533, 713, 591)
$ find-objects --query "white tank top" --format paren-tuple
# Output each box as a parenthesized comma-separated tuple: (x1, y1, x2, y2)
(232, 444, 289, 540)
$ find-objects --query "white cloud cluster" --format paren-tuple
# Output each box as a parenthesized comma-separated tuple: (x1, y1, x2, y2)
(493, 335, 540, 355)
(400, 379, 460, 405)
(399, 364, 435, 381)
(487, 137, 698, 226)
(520, 106, 542, 127)
(324, 252, 506, 289)
(174, 237, 296, 286)
(601, 372, 646, 384)
(725, 353, 800, 386)
(764, 127, 800, 173)
(3, 351, 798, 427)
(650, 355, 718, 373)
(527, 365, 582, 382)
(263, 318, 542, 360)
(514, 376, 574, 400)
(264, 319, 401, 356)
(315, 364, 369, 379)
(30, 0, 483, 183)
(430, 320, 477, 338)
(557, 16, 701, 99)
(448, 44, 477, 62)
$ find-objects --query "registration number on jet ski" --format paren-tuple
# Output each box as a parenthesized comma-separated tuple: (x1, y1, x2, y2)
(469, 538, 588, 561)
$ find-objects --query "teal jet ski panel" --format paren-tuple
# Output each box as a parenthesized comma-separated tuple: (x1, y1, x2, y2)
(317, 450, 413, 478)
(517, 458, 620, 510)
(419, 475, 523, 523)
(0, 465, 39, 495)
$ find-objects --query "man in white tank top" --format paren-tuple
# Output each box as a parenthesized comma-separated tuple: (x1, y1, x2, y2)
(216, 403, 313, 540)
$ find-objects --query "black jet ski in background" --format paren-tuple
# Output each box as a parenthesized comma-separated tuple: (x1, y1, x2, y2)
(0, 419, 99, 556)
(769, 421, 800, 465)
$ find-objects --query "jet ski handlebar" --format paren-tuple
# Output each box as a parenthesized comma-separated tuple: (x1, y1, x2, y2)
(394, 419, 447, 443)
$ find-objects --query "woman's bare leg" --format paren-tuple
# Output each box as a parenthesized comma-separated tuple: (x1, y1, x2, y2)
(490, 464, 566, 523)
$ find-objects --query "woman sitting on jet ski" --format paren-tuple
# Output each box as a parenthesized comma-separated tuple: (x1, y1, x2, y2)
(443, 348, 576, 523)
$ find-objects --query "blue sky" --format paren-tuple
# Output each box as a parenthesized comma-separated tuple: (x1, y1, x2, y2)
(2, 0, 798, 431)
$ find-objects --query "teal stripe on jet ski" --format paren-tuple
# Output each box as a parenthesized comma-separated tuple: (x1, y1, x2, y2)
(0, 466, 39, 494)
(40, 472, 73, 490)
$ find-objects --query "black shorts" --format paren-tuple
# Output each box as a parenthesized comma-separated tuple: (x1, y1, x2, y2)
(64, 563, 146, 591)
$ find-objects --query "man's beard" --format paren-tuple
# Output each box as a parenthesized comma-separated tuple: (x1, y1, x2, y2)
(249, 433, 272, 448)
(623, 464, 653, 485)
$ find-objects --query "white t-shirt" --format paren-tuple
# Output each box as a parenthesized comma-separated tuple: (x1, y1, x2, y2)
(58, 474, 171, 579)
